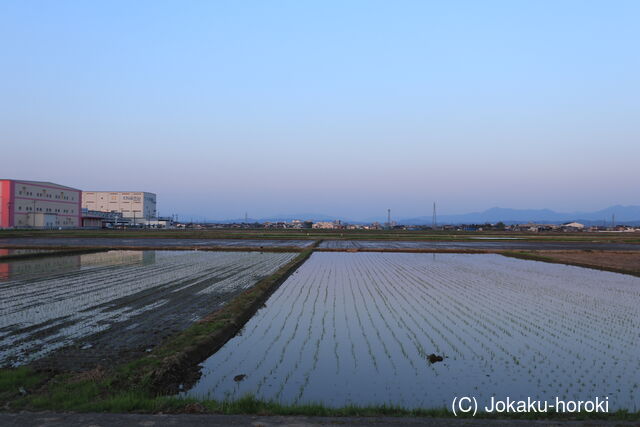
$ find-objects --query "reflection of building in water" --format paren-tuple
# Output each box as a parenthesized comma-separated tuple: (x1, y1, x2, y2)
(0, 256, 80, 280)
(79, 250, 155, 267)
(0, 249, 54, 257)
(0, 250, 155, 281)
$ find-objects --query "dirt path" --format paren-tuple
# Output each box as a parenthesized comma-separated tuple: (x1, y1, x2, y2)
(1, 412, 636, 427)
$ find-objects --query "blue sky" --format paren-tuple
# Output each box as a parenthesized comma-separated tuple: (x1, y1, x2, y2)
(1, 1, 638, 220)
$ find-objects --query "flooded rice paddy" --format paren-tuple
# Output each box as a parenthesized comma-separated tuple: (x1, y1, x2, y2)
(0, 237, 314, 249)
(0, 250, 296, 368)
(186, 252, 640, 410)
(318, 240, 640, 251)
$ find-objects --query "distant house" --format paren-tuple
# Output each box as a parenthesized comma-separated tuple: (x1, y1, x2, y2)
(562, 222, 585, 230)
(81, 214, 103, 229)
(313, 221, 337, 229)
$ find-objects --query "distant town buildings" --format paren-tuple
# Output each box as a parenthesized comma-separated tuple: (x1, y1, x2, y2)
(312, 221, 341, 229)
(0, 179, 82, 228)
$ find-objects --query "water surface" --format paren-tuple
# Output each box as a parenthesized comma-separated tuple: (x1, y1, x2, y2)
(186, 252, 640, 410)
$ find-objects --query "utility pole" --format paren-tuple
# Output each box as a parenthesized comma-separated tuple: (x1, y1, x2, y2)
(612, 214, 615, 228)
(432, 202, 437, 230)
(387, 209, 391, 229)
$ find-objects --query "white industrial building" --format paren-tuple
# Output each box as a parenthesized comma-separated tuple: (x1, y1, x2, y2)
(82, 191, 157, 221)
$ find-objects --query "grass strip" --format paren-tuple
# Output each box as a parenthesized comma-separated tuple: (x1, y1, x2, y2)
(3, 387, 638, 420)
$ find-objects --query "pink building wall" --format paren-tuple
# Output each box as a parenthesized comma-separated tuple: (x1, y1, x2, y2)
(0, 180, 15, 228)
(0, 180, 81, 228)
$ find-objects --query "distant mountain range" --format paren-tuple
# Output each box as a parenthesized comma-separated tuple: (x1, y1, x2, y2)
(212, 213, 341, 224)
(209, 205, 640, 226)
(401, 205, 640, 226)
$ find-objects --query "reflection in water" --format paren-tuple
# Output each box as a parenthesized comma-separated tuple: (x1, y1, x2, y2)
(0, 250, 155, 281)
(80, 251, 156, 268)
(0, 249, 54, 257)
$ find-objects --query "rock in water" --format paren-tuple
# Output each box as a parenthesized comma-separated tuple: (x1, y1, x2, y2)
(427, 354, 444, 363)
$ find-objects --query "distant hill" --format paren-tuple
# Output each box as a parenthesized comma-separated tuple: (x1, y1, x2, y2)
(204, 205, 640, 226)
(401, 205, 640, 226)
(210, 213, 342, 224)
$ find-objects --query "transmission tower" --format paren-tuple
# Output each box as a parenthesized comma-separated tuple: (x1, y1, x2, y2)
(387, 208, 391, 229)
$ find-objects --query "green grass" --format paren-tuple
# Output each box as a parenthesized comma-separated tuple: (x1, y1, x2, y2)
(6, 386, 639, 421)
(0, 367, 47, 404)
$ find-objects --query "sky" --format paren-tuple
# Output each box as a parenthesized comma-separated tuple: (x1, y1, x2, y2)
(1, 1, 639, 220)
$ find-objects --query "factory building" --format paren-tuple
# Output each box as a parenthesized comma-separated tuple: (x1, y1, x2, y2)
(82, 191, 156, 221)
(0, 179, 82, 228)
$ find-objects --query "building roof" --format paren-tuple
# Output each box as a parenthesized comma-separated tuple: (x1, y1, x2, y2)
(0, 179, 80, 191)
(563, 222, 585, 228)
(82, 191, 156, 196)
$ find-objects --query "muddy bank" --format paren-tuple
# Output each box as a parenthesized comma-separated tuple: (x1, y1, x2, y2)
(502, 250, 640, 277)
(145, 250, 313, 395)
